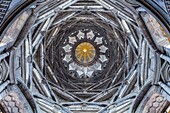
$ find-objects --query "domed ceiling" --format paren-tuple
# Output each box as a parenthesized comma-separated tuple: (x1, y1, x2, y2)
(0, 0, 169, 113)
(60, 29, 110, 78)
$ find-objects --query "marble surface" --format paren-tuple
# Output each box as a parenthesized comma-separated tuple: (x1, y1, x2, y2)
(9, 0, 22, 10)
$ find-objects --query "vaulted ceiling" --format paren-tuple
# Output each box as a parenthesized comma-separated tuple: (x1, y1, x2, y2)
(0, 0, 169, 113)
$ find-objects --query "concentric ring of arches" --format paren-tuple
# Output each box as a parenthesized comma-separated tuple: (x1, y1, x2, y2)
(0, 0, 169, 113)
(61, 29, 109, 78)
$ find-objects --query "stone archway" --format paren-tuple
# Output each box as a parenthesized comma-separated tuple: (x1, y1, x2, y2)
(0, 0, 169, 113)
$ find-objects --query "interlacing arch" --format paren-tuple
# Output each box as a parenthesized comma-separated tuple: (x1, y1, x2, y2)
(0, 0, 169, 113)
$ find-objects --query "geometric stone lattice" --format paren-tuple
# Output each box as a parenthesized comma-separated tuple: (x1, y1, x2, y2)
(61, 29, 109, 78)
(0, 0, 169, 113)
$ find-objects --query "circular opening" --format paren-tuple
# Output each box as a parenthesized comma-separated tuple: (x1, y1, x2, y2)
(75, 42, 96, 64)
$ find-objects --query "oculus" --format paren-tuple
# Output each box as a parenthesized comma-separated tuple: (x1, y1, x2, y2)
(61, 29, 109, 78)
(75, 42, 96, 64)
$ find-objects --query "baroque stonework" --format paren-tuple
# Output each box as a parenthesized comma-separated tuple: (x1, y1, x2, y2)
(0, 0, 169, 113)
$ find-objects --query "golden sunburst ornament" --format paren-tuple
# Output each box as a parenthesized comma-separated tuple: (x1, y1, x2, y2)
(75, 42, 96, 64)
